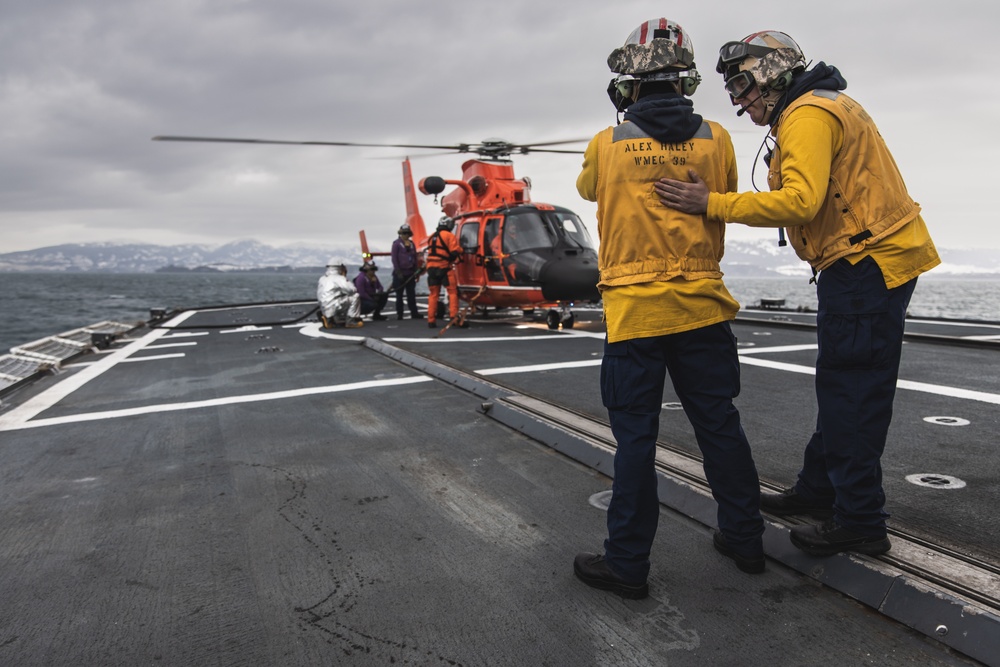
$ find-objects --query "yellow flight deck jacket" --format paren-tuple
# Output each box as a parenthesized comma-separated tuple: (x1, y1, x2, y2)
(578, 119, 741, 343)
(706, 90, 939, 287)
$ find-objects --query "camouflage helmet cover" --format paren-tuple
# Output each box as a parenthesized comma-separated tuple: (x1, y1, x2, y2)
(607, 18, 696, 76)
(722, 30, 806, 90)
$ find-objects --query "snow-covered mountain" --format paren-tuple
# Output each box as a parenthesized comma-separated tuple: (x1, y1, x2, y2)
(0, 239, 996, 276)
(0, 240, 357, 273)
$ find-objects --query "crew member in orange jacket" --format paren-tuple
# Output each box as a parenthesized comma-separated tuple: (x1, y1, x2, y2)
(425, 217, 464, 328)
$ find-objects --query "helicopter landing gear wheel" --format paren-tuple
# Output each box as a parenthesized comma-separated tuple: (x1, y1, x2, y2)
(561, 312, 575, 329)
(546, 309, 560, 330)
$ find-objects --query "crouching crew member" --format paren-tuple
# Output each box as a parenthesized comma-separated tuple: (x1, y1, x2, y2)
(317, 260, 363, 328)
(354, 261, 389, 321)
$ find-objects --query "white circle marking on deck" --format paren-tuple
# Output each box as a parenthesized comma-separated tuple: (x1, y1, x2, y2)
(922, 416, 970, 426)
(905, 474, 967, 489)
(588, 490, 613, 511)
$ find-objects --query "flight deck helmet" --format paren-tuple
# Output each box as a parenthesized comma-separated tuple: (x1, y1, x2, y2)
(717, 30, 806, 124)
(436, 216, 455, 232)
(606, 18, 701, 110)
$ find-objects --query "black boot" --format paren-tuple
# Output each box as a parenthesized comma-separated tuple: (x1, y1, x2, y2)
(573, 553, 648, 599)
(712, 530, 765, 574)
(790, 519, 891, 557)
(760, 487, 834, 518)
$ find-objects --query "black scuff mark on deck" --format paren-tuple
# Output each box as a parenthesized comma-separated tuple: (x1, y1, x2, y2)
(245, 463, 465, 665)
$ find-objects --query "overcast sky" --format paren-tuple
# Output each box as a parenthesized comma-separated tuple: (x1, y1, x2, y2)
(1, 0, 995, 255)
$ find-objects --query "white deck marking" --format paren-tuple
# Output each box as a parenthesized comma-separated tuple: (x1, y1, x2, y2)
(906, 318, 1000, 330)
(71, 354, 187, 367)
(736, 354, 1000, 405)
(298, 321, 590, 343)
(0, 376, 432, 431)
(385, 335, 580, 343)
(161, 331, 209, 339)
(120, 354, 186, 363)
(894, 380, 1000, 405)
(144, 342, 198, 349)
(220, 326, 273, 334)
(476, 341, 1000, 406)
(477, 359, 603, 375)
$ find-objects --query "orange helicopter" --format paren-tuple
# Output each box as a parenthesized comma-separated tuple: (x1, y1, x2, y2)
(152, 136, 601, 329)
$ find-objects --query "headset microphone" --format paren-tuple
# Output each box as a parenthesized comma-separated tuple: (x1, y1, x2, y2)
(735, 90, 764, 118)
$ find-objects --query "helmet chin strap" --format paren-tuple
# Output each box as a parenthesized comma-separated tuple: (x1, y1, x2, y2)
(757, 88, 785, 126)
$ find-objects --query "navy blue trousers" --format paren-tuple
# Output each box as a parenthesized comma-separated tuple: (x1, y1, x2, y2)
(601, 321, 764, 583)
(795, 257, 917, 536)
(392, 272, 420, 318)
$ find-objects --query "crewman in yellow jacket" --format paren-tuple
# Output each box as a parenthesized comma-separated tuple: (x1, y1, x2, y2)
(572, 18, 766, 601)
(656, 31, 940, 558)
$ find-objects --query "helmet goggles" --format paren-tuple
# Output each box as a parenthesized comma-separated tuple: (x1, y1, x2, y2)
(723, 69, 756, 99)
(716, 41, 774, 73)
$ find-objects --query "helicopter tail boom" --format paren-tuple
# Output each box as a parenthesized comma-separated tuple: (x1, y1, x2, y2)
(402, 159, 429, 249)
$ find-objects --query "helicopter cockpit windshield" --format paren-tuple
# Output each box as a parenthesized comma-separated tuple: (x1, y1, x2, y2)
(503, 211, 555, 253)
(502, 209, 595, 254)
(553, 212, 595, 249)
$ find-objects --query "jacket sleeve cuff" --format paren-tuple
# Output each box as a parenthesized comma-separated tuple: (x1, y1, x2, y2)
(706, 192, 726, 221)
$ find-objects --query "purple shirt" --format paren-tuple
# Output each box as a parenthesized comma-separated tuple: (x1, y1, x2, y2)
(353, 272, 384, 301)
(391, 237, 419, 274)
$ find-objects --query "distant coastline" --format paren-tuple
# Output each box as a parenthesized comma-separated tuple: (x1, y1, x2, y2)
(1, 239, 998, 278)
(154, 264, 325, 274)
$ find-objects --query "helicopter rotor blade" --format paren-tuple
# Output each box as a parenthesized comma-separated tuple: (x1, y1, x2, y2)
(152, 135, 587, 157)
(151, 136, 464, 151)
(515, 138, 591, 148)
(370, 151, 462, 160)
(516, 147, 585, 155)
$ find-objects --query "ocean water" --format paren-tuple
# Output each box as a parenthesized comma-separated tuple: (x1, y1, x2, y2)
(1, 272, 998, 353)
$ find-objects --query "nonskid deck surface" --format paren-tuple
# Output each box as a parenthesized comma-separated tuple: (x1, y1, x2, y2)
(0, 301, 994, 666)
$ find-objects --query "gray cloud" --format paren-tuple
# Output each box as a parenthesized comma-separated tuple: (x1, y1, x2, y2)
(1, 0, 995, 254)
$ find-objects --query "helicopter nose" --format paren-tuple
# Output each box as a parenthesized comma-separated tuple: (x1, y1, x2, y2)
(538, 254, 600, 302)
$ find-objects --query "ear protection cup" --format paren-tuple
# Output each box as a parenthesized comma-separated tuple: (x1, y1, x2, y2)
(681, 76, 699, 96)
(771, 71, 794, 91)
(606, 77, 635, 111)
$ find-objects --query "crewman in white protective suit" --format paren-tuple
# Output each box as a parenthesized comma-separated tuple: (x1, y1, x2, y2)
(317, 260, 363, 328)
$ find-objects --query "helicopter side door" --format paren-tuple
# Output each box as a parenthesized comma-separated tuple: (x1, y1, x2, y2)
(482, 216, 505, 282)
(455, 219, 482, 288)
